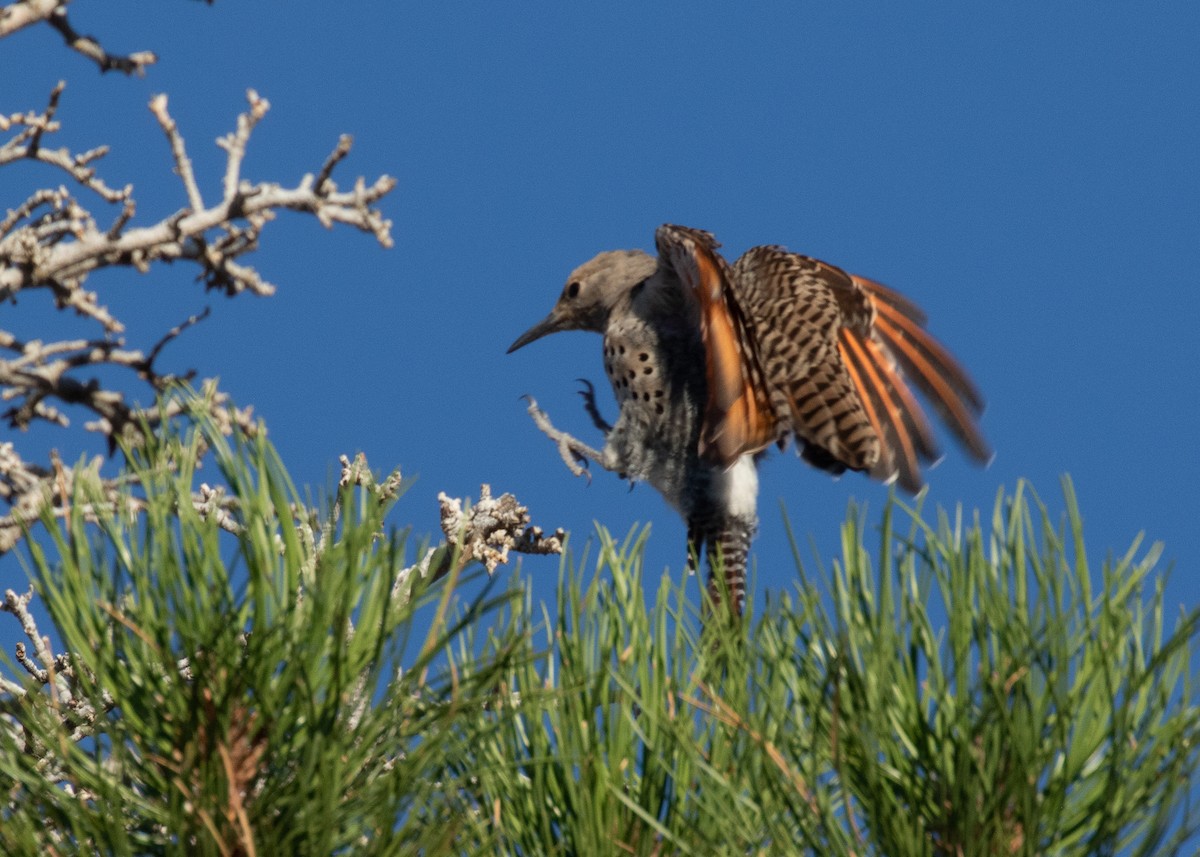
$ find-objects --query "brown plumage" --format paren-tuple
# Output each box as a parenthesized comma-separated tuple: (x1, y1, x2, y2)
(510, 225, 990, 616)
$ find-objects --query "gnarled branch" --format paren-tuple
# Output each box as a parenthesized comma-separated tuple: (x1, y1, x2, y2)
(0, 85, 396, 553)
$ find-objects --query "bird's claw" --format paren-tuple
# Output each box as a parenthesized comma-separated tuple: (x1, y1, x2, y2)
(521, 394, 604, 482)
(575, 378, 613, 434)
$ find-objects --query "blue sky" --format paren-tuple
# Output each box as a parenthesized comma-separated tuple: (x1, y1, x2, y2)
(3, 0, 1199, 820)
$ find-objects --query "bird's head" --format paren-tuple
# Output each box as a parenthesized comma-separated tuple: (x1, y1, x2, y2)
(507, 249, 657, 352)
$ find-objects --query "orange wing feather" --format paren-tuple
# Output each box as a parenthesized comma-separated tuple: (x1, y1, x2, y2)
(839, 330, 918, 489)
(868, 305, 990, 463)
(659, 226, 776, 467)
(691, 242, 776, 466)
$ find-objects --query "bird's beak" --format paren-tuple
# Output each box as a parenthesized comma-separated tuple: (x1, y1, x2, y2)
(507, 309, 565, 353)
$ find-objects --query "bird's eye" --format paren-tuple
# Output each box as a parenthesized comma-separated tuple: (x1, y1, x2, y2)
(565, 280, 581, 299)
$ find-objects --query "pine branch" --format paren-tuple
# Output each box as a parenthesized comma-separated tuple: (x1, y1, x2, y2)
(0, 418, 562, 852)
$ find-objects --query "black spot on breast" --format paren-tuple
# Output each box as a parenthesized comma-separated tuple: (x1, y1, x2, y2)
(655, 403, 664, 415)
(643, 367, 653, 375)
(638, 352, 649, 362)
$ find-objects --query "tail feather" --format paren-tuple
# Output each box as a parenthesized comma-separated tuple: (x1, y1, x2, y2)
(708, 523, 752, 617)
(688, 514, 755, 617)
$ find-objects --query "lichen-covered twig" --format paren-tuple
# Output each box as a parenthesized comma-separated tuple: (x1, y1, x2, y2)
(396, 484, 566, 595)
(437, 484, 566, 575)
(2, 466, 565, 748)
(0, 424, 249, 554)
(334, 457, 565, 584)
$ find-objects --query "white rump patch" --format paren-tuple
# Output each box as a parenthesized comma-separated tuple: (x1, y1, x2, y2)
(714, 455, 759, 519)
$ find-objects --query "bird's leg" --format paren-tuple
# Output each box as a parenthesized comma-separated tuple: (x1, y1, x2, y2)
(522, 396, 607, 481)
(576, 378, 613, 433)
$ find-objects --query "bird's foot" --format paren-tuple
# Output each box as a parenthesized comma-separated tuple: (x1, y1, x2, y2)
(575, 378, 613, 433)
(522, 396, 605, 482)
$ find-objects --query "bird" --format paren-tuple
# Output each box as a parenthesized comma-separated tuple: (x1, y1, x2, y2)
(508, 225, 989, 617)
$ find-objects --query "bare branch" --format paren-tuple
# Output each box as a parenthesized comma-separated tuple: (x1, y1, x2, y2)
(3, 588, 52, 676)
(2, 585, 118, 764)
(315, 134, 353, 195)
(145, 306, 212, 368)
(0, 378, 257, 554)
(216, 89, 270, 201)
(0, 188, 61, 237)
(0, 326, 203, 434)
(0, 81, 132, 203)
(192, 482, 243, 536)
(522, 395, 607, 481)
(0, 0, 157, 75)
(14, 641, 48, 683)
(1, 87, 396, 317)
(148, 93, 204, 213)
(0, 87, 396, 553)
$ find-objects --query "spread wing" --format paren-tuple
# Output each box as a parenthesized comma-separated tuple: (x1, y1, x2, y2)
(655, 224, 776, 468)
(731, 245, 990, 493)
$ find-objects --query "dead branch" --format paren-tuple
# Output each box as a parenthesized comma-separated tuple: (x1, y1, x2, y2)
(0, 85, 395, 554)
(0, 387, 252, 554)
(0, 81, 131, 202)
(1, 86, 395, 318)
(0, 0, 157, 75)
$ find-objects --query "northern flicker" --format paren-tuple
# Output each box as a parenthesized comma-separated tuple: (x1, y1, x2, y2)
(508, 225, 989, 615)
